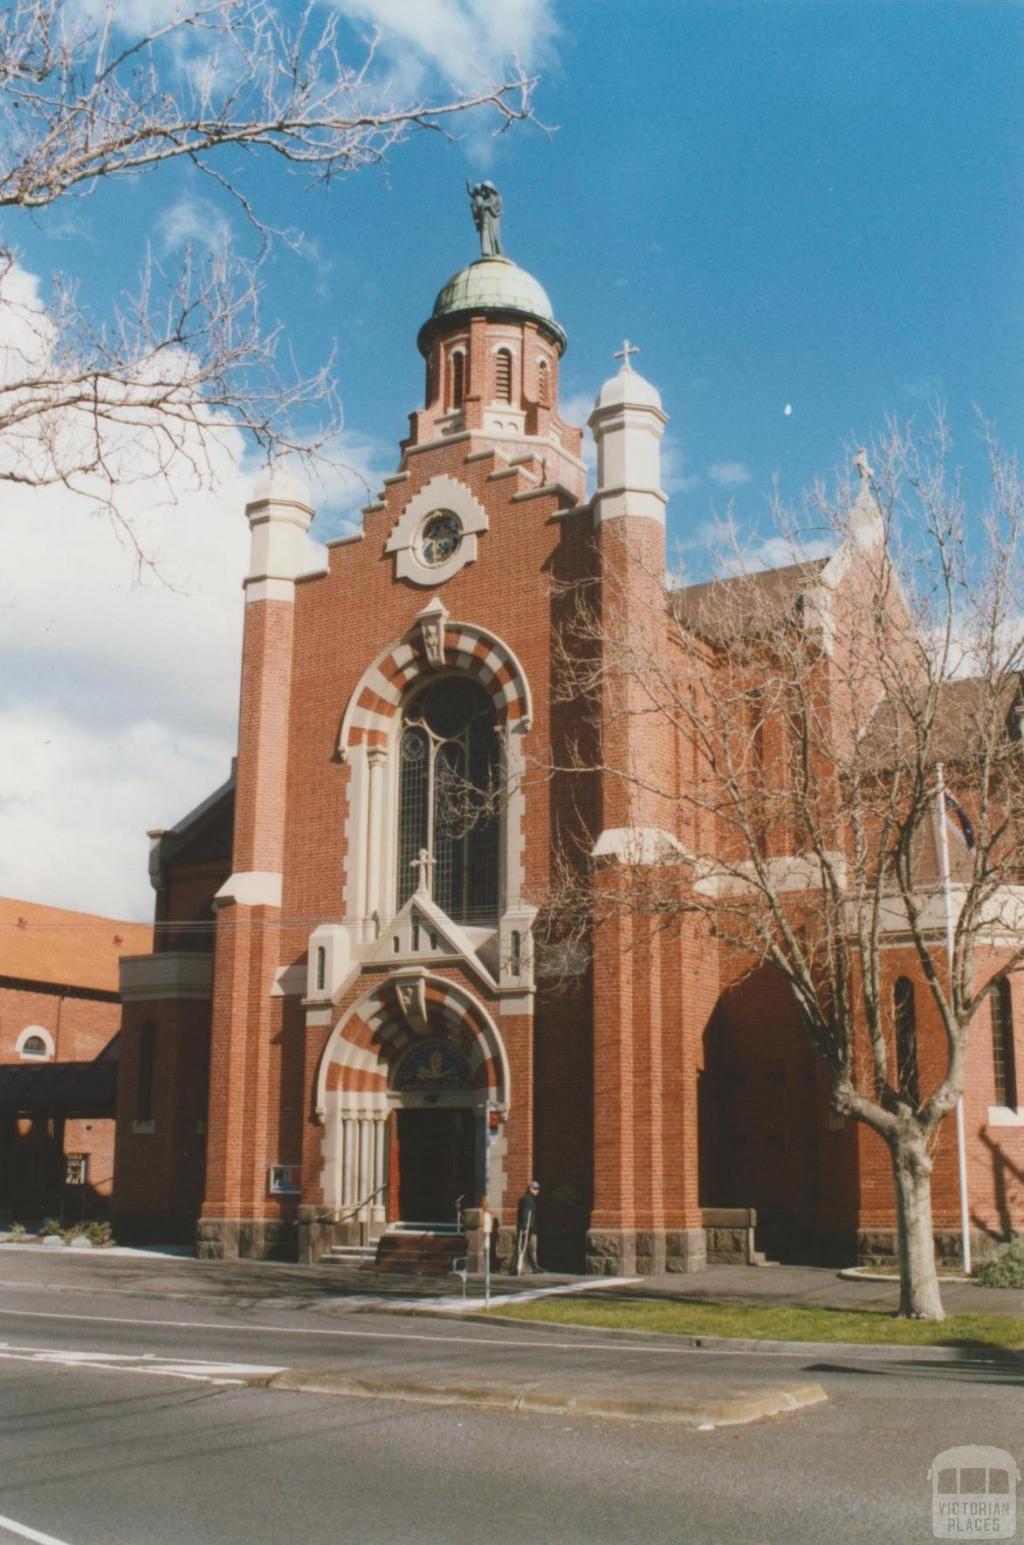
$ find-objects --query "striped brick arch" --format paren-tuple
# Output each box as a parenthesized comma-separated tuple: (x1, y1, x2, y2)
(316, 976, 511, 1115)
(338, 617, 533, 759)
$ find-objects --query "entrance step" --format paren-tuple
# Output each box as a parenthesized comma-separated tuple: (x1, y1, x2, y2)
(322, 1245, 377, 1267)
(364, 1231, 467, 1278)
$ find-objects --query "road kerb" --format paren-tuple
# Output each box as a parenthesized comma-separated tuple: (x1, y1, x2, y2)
(250, 1368, 828, 1427)
(425, 1309, 1024, 1365)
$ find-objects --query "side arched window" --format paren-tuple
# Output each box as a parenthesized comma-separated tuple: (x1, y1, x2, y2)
(992, 979, 1018, 1109)
(396, 676, 500, 924)
(894, 978, 919, 1107)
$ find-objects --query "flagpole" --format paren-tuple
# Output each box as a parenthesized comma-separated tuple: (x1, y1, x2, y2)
(936, 762, 972, 1276)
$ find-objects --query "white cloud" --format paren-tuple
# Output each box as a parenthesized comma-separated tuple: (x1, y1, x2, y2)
(901, 376, 946, 404)
(1, 431, 250, 918)
(0, 255, 387, 919)
(333, 0, 557, 80)
(707, 460, 751, 488)
(662, 434, 700, 496)
(159, 192, 232, 254)
(330, 0, 560, 163)
(306, 427, 390, 531)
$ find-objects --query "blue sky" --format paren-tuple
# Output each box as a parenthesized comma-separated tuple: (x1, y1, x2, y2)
(3, 0, 1022, 917)
(10, 1, 1022, 543)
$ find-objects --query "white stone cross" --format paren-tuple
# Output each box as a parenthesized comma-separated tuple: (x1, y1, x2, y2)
(614, 338, 640, 370)
(411, 848, 435, 894)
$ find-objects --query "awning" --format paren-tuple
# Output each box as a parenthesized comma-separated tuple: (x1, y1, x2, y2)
(0, 1062, 118, 1118)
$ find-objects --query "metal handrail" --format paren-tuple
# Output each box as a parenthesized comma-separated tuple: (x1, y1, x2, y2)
(334, 1181, 387, 1224)
(315, 1180, 386, 1229)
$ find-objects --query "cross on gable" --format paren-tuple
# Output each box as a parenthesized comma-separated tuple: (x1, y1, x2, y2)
(411, 847, 435, 894)
(614, 338, 640, 369)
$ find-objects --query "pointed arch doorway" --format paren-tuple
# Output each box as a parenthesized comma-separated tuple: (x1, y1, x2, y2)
(390, 1040, 478, 1227)
(316, 976, 511, 1238)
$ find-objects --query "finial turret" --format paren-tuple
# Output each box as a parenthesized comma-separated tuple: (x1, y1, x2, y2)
(467, 180, 504, 257)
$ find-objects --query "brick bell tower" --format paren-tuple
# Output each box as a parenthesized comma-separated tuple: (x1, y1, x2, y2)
(199, 184, 601, 1265)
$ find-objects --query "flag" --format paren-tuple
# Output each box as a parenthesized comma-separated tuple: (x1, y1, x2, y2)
(943, 789, 975, 850)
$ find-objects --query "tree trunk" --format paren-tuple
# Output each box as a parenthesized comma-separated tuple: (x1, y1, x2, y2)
(891, 1132, 945, 1320)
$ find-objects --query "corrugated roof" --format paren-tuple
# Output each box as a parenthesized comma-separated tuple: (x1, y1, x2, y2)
(0, 898, 152, 994)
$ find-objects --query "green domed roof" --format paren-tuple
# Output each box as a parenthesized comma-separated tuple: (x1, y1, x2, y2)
(418, 255, 566, 355)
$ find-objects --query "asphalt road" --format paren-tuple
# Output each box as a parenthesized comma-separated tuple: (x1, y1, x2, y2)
(0, 1261, 1019, 1544)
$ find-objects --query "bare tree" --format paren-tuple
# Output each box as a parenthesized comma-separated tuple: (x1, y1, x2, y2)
(551, 425, 1024, 1319)
(0, 1, 537, 522)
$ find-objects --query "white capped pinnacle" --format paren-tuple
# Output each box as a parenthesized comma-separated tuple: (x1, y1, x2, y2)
(593, 346, 663, 413)
(249, 464, 312, 509)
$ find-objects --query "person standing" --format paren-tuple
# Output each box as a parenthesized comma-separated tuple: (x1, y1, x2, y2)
(512, 1180, 541, 1275)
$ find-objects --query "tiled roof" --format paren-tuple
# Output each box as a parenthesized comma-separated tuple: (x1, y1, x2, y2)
(670, 559, 829, 641)
(0, 898, 152, 994)
(860, 677, 1023, 767)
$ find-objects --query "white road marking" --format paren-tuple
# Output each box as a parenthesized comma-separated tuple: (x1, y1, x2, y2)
(0, 1512, 75, 1545)
(0, 1346, 284, 1386)
(0, 1305, 827, 1360)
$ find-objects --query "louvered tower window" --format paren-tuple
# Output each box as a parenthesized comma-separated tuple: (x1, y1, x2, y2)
(894, 977, 920, 1107)
(450, 351, 465, 409)
(396, 676, 500, 924)
(537, 358, 550, 405)
(495, 348, 512, 403)
(992, 979, 1018, 1108)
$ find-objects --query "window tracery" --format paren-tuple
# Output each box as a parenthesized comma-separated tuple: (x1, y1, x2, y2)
(396, 676, 500, 923)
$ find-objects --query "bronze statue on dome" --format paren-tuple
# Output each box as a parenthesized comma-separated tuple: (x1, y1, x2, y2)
(467, 180, 504, 257)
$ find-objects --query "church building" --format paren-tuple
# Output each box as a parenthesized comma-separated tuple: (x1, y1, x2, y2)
(111, 193, 1024, 1273)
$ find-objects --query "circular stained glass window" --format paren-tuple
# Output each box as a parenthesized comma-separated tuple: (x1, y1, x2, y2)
(418, 509, 463, 567)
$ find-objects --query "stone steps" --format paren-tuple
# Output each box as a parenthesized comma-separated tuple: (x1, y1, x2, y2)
(322, 1244, 377, 1266)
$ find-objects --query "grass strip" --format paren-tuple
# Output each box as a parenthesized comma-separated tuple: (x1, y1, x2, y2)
(492, 1295, 1024, 1348)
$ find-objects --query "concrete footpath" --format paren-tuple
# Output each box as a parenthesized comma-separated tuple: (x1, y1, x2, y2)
(1, 1242, 1018, 1314)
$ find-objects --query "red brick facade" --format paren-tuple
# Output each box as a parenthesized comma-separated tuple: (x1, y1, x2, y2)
(0, 899, 150, 1224)
(111, 242, 1024, 1270)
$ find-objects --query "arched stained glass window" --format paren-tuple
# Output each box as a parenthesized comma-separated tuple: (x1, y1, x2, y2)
(894, 977, 920, 1107)
(396, 676, 500, 924)
(992, 979, 1018, 1109)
